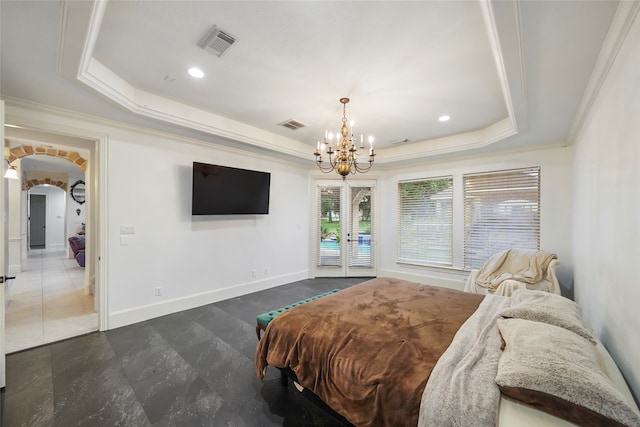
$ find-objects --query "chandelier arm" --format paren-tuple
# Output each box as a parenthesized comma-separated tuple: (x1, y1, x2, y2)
(320, 167, 338, 174)
(353, 164, 373, 174)
(315, 161, 337, 173)
(315, 150, 342, 173)
(352, 157, 375, 173)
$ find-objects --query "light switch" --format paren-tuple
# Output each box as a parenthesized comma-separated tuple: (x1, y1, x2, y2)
(120, 225, 136, 234)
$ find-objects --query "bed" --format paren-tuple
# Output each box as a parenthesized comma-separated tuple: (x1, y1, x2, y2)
(255, 278, 640, 427)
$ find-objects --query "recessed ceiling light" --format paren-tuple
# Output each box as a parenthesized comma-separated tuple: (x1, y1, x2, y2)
(438, 115, 451, 122)
(187, 67, 204, 78)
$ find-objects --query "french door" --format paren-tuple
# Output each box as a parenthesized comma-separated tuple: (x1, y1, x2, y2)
(314, 179, 376, 277)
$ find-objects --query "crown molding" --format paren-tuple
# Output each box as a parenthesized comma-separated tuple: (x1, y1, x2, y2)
(3, 96, 312, 170)
(377, 118, 517, 165)
(568, 1, 640, 142)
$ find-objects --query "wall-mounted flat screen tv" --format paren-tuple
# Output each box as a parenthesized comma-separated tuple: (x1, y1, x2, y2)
(192, 162, 271, 215)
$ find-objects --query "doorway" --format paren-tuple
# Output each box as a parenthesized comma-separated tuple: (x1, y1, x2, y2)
(6, 184, 97, 353)
(314, 179, 376, 277)
(2, 129, 101, 352)
(29, 194, 46, 248)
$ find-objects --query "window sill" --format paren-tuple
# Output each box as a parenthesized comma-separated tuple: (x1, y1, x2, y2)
(395, 260, 470, 275)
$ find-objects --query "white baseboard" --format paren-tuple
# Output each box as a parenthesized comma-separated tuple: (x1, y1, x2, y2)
(378, 268, 467, 291)
(108, 270, 309, 330)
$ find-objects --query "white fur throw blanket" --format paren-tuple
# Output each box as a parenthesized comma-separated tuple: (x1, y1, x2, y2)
(418, 294, 510, 427)
(475, 249, 557, 293)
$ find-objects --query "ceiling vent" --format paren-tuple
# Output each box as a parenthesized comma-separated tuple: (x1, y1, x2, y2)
(198, 25, 237, 57)
(278, 119, 307, 131)
(389, 138, 410, 145)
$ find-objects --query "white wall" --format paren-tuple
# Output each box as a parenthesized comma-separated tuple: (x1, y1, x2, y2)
(378, 146, 574, 291)
(103, 128, 311, 326)
(5, 105, 313, 328)
(66, 175, 86, 238)
(572, 10, 640, 401)
(28, 186, 66, 249)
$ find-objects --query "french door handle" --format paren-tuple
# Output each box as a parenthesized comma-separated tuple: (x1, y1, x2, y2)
(0, 276, 16, 284)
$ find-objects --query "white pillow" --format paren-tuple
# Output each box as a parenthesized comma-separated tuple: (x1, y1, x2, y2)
(499, 289, 596, 343)
(496, 318, 640, 427)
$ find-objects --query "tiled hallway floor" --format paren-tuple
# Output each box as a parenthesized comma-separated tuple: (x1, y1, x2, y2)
(5, 247, 98, 353)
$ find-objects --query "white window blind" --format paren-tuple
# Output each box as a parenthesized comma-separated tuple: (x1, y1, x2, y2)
(349, 186, 373, 268)
(317, 185, 342, 267)
(398, 177, 453, 266)
(463, 167, 540, 269)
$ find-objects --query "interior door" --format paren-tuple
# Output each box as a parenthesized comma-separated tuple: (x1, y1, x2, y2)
(1, 100, 7, 387)
(314, 180, 376, 277)
(29, 194, 46, 248)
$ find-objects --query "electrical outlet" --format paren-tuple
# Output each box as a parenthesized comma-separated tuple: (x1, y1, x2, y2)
(264, 268, 268, 276)
(155, 287, 162, 296)
(252, 269, 256, 278)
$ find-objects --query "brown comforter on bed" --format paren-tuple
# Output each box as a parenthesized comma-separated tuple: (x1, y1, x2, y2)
(255, 277, 484, 427)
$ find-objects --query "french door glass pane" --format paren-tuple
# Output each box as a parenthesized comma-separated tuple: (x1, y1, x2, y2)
(349, 186, 373, 268)
(318, 186, 342, 267)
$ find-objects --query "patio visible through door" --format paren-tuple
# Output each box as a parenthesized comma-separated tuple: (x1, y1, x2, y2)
(314, 180, 376, 277)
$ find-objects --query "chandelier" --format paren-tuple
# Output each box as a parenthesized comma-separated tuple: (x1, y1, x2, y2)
(314, 97, 375, 179)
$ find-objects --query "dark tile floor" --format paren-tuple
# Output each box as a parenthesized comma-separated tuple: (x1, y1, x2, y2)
(1, 277, 369, 427)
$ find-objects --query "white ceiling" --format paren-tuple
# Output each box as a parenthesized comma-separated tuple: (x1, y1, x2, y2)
(0, 0, 621, 169)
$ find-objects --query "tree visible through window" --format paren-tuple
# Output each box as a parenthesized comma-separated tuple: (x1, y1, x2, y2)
(398, 177, 453, 266)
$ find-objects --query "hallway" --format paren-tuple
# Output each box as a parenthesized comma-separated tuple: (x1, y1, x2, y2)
(5, 246, 98, 353)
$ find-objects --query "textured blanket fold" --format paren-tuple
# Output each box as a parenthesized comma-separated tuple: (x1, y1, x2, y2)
(475, 249, 557, 292)
(418, 294, 511, 427)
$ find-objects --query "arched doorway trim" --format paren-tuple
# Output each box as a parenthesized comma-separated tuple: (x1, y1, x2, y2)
(7, 145, 88, 171)
(23, 179, 68, 192)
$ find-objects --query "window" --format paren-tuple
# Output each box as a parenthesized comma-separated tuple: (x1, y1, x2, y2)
(398, 177, 453, 266)
(463, 167, 540, 269)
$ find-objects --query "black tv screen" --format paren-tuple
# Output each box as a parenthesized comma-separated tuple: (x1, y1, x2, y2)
(192, 162, 271, 215)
